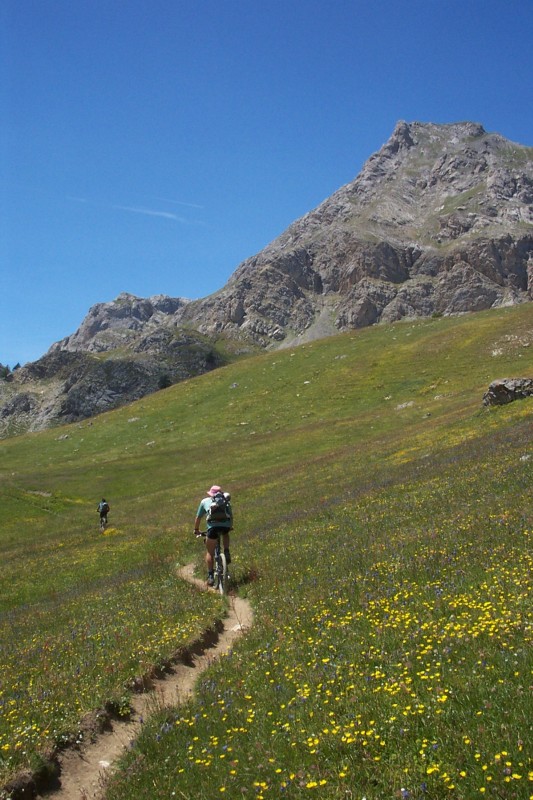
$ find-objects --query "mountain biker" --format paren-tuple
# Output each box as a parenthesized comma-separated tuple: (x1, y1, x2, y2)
(194, 485, 232, 586)
(98, 498, 110, 530)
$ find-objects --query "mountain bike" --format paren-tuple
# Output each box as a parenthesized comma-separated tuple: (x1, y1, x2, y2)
(196, 533, 229, 595)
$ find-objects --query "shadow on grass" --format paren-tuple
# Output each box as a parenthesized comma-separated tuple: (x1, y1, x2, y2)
(228, 565, 260, 592)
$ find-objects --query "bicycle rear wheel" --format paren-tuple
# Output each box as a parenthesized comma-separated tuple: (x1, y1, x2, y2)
(215, 550, 228, 595)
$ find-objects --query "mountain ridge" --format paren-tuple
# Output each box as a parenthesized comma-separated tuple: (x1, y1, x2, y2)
(2, 120, 532, 436)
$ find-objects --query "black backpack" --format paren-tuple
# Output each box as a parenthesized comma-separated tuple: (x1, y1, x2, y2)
(207, 492, 231, 523)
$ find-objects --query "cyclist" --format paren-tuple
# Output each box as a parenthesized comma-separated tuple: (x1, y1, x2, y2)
(97, 498, 110, 530)
(194, 485, 233, 586)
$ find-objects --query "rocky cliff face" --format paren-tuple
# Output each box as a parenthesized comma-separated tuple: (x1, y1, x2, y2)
(48, 293, 189, 353)
(2, 121, 532, 436)
(0, 310, 226, 437)
(176, 121, 533, 345)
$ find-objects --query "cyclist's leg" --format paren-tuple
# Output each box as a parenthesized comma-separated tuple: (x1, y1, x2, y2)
(222, 530, 231, 564)
(205, 533, 217, 574)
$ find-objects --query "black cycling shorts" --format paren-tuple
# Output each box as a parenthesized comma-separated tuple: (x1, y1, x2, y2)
(206, 526, 230, 540)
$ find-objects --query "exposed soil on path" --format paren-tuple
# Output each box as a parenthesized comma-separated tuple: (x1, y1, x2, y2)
(23, 564, 253, 800)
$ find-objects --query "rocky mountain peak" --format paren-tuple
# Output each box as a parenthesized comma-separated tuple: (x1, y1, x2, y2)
(176, 120, 532, 347)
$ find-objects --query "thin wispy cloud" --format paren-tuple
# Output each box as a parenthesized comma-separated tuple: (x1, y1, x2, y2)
(112, 204, 187, 222)
(66, 194, 204, 224)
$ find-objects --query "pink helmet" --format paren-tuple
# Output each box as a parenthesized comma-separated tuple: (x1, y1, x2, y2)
(207, 485, 222, 496)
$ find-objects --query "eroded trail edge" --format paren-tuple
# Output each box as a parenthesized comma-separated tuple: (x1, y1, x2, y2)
(37, 564, 253, 800)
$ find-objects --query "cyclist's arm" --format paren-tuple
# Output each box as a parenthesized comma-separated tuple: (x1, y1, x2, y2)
(194, 502, 207, 533)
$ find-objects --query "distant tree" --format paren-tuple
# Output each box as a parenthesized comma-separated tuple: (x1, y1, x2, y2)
(13, 363, 21, 371)
(158, 373, 172, 390)
(0, 364, 11, 380)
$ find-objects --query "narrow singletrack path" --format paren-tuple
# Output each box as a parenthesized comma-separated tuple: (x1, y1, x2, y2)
(44, 564, 253, 800)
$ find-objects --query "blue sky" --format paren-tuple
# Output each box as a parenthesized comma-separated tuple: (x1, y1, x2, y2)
(1, 0, 532, 366)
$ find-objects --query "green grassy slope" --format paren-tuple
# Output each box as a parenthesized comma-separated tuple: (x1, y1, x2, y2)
(0, 305, 532, 798)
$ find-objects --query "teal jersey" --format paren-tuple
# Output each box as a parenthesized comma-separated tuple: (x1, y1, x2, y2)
(197, 497, 233, 530)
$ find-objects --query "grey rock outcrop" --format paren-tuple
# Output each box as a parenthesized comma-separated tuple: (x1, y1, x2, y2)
(48, 293, 190, 354)
(483, 378, 533, 406)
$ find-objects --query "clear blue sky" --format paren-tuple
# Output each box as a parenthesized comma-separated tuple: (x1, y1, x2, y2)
(1, 0, 532, 366)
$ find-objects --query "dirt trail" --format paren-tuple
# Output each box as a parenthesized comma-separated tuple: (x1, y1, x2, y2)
(43, 564, 253, 800)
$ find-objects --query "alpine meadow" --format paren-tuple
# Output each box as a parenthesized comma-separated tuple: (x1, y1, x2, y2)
(1, 304, 532, 800)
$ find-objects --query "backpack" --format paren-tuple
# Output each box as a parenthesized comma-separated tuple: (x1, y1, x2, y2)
(99, 501, 110, 514)
(207, 492, 231, 523)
